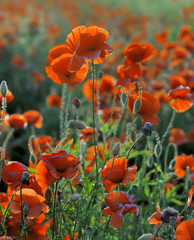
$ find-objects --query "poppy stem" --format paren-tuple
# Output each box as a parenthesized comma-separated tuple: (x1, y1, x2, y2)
(153, 221, 163, 239)
(64, 84, 72, 136)
(20, 183, 24, 225)
(91, 61, 98, 182)
(52, 179, 60, 240)
(126, 133, 144, 160)
(72, 201, 79, 240)
(60, 84, 67, 139)
(0, 96, 6, 133)
(2, 127, 14, 151)
(164, 143, 177, 176)
(161, 109, 176, 146)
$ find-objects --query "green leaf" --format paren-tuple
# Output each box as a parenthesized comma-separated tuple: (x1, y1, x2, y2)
(128, 150, 153, 159)
(169, 198, 184, 206)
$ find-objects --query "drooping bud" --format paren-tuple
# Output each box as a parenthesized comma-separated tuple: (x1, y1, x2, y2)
(70, 193, 80, 202)
(120, 93, 127, 106)
(72, 98, 80, 109)
(45, 188, 52, 202)
(30, 153, 36, 166)
(0, 80, 8, 97)
(21, 171, 29, 185)
(74, 121, 86, 130)
(68, 120, 76, 128)
(142, 122, 152, 136)
(133, 99, 141, 114)
(154, 143, 162, 158)
(112, 142, 120, 156)
(130, 130, 136, 143)
(22, 201, 29, 218)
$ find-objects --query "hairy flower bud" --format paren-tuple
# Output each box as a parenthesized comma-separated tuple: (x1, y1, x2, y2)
(74, 121, 86, 130)
(142, 122, 152, 136)
(133, 99, 141, 114)
(45, 188, 52, 202)
(112, 142, 120, 156)
(70, 193, 80, 202)
(154, 143, 162, 158)
(23, 201, 29, 218)
(0, 80, 8, 97)
(21, 171, 29, 185)
(98, 71, 104, 79)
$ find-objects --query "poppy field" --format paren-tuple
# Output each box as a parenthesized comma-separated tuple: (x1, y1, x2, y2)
(0, 0, 194, 239)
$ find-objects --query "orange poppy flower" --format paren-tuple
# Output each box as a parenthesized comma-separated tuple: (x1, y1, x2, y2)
(124, 42, 156, 64)
(35, 150, 79, 192)
(0, 89, 14, 105)
(4, 114, 28, 129)
(23, 110, 43, 128)
(148, 206, 182, 230)
(47, 93, 62, 108)
(154, 29, 169, 44)
(0, 192, 9, 209)
(103, 191, 139, 228)
(31, 135, 54, 156)
(174, 154, 194, 179)
(100, 106, 121, 124)
(169, 74, 187, 89)
(11, 55, 26, 69)
(67, 25, 113, 72)
(10, 188, 48, 219)
(168, 86, 193, 113)
(101, 158, 137, 192)
(175, 220, 194, 240)
(128, 90, 160, 125)
(188, 186, 194, 207)
(1, 161, 28, 185)
(46, 48, 89, 84)
(169, 128, 188, 145)
(79, 127, 97, 142)
(63, 233, 78, 240)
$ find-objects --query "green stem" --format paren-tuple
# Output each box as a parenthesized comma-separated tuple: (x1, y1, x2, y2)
(64, 85, 71, 137)
(60, 84, 67, 139)
(153, 222, 163, 239)
(126, 133, 144, 160)
(72, 201, 79, 240)
(0, 204, 7, 240)
(164, 143, 177, 177)
(2, 128, 14, 150)
(0, 97, 6, 132)
(91, 61, 98, 182)
(52, 179, 60, 240)
(20, 184, 24, 225)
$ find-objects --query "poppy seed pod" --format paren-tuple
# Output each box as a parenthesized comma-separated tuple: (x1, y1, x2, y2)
(0, 80, 8, 98)
(154, 143, 162, 158)
(70, 193, 80, 202)
(142, 122, 152, 136)
(74, 121, 86, 130)
(161, 208, 178, 223)
(30, 153, 37, 166)
(21, 171, 30, 185)
(22, 201, 29, 218)
(98, 71, 104, 79)
(72, 98, 80, 109)
(112, 142, 120, 156)
(45, 188, 52, 202)
(133, 99, 141, 114)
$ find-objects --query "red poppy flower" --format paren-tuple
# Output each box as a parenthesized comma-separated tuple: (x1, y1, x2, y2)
(148, 206, 182, 230)
(101, 158, 137, 192)
(11, 55, 26, 69)
(4, 114, 28, 129)
(47, 93, 62, 108)
(10, 188, 48, 219)
(103, 191, 139, 228)
(124, 42, 156, 64)
(67, 25, 113, 72)
(154, 29, 169, 44)
(31, 135, 54, 156)
(169, 128, 188, 145)
(168, 86, 193, 113)
(79, 127, 97, 142)
(0, 192, 9, 209)
(187, 186, 194, 207)
(63, 233, 78, 240)
(23, 110, 43, 128)
(0, 90, 14, 105)
(1, 161, 28, 185)
(35, 150, 79, 192)
(175, 220, 194, 240)
(128, 90, 160, 125)
(174, 154, 194, 179)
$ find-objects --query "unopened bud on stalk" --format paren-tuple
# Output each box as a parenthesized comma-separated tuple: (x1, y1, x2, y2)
(120, 93, 127, 106)
(154, 143, 162, 158)
(21, 171, 29, 185)
(112, 142, 120, 156)
(0, 80, 8, 97)
(98, 71, 104, 79)
(70, 193, 80, 202)
(68, 120, 76, 128)
(133, 99, 141, 114)
(22, 201, 29, 218)
(142, 122, 152, 136)
(30, 153, 36, 166)
(72, 98, 80, 109)
(45, 188, 52, 202)
(130, 130, 136, 142)
(0, 159, 5, 172)
(74, 121, 86, 130)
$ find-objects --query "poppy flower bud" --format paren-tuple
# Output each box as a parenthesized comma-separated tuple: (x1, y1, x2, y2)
(154, 143, 162, 158)
(70, 193, 80, 202)
(98, 71, 104, 79)
(120, 93, 127, 106)
(21, 171, 29, 185)
(68, 120, 76, 128)
(137, 234, 153, 240)
(22, 201, 29, 218)
(142, 122, 152, 136)
(112, 142, 120, 156)
(72, 98, 80, 109)
(30, 153, 36, 166)
(133, 99, 141, 114)
(161, 207, 178, 223)
(45, 188, 52, 202)
(74, 121, 86, 130)
(130, 130, 136, 142)
(0, 80, 8, 98)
